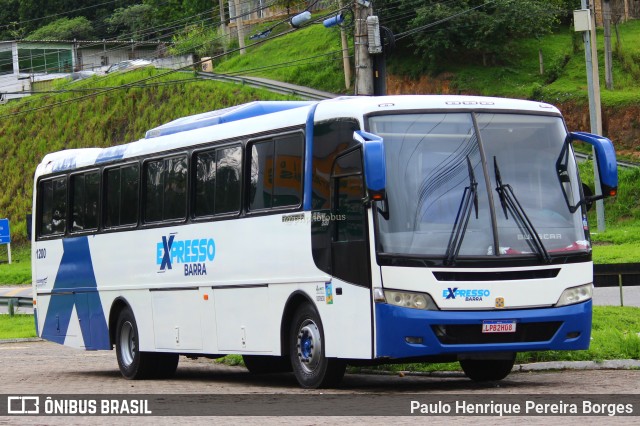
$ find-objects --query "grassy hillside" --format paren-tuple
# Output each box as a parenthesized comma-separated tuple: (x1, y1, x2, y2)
(0, 69, 294, 241)
(213, 19, 351, 94)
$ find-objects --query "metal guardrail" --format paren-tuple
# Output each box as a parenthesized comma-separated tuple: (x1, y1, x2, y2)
(593, 263, 640, 307)
(575, 151, 638, 169)
(196, 71, 336, 100)
(0, 296, 32, 314)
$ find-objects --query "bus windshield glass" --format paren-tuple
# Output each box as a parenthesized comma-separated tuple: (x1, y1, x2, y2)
(369, 112, 587, 260)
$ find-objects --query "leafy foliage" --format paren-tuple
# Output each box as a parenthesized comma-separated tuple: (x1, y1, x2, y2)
(0, 0, 214, 40)
(25, 16, 94, 40)
(104, 4, 157, 40)
(169, 24, 224, 59)
(380, 0, 564, 73)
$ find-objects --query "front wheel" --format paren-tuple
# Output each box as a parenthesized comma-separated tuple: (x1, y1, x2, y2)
(289, 304, 345, 388)
(459, 356, 515, 382)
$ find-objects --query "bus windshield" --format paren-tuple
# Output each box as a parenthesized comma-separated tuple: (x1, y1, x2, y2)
(369, 112, 588, 261)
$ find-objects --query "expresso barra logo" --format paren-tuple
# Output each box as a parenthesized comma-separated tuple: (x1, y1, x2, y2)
(157, 233, 216, 276)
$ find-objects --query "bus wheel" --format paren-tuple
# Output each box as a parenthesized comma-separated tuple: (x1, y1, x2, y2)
(115, 306, 157, 379)
(289, 304, 346, 388)
(243, 355, 291, 374)
(459, 356, 515, 382)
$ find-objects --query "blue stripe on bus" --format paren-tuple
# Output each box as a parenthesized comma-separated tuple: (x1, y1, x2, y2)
(303, 103, 318, 211)
(375, 300, 592, 359)
(51, 157, 77, 172)
(95, 145, 128, 164)
(41, 237, 110, 350)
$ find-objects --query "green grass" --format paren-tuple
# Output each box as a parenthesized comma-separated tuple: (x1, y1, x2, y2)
(406, 20, 640, 107)
(213, 17, 352, 94)
(591, 224, 640, 264)
(0, 314, 37, 339)
(0, 243, 31, 285)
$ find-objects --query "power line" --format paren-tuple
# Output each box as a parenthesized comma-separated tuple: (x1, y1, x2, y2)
(0, 0, 124, 30)
(0, 7, 345, 120)
(395, 0, 498, 41)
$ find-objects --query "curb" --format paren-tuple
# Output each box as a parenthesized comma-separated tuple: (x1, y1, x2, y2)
(355, 359, 640, 377)
(514, 359, 640, 371)
(0, 337, 42, 344)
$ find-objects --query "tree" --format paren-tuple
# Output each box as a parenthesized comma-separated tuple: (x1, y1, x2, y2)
(0, 0, 20, 39)
(105, 4, 157, 40)
(389, 0, 564, 71)
(169, 24, 223, 59)
(25, 16, 94, 40)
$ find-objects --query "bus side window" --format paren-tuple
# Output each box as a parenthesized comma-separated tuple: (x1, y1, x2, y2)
(144, 156, 187, 222)
(71, 171, 99, 232)
(194, 145, 242, 217)
(105, 164, 139, 228)
(248, 134, 303, 211)
(331, 149, 370, 287)
(39, 177, 67, 237)
(333, 151, 366, 242)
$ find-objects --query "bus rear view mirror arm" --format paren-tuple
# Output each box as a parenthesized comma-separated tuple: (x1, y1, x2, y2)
(568, 131, 618, 198)
(354, 130, 386, 199)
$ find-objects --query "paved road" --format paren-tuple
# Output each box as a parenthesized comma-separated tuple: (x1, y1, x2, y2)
(0, 340, 638, 425)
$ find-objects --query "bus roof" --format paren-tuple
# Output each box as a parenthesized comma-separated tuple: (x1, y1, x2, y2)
(35, 95, 561, 177)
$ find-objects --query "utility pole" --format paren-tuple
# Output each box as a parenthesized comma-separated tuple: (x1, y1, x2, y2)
(354, 0, 374, 95)
(218, 0, 228, 53)
(233, 0, 246, 55)
(339, 0, 351, 89)
(603, 0, 614, 89)
(576, 1, 605, 231)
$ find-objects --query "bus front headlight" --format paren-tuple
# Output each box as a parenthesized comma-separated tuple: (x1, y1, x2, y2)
(556, 283, 593, 307)
(374, 288, 438, 310)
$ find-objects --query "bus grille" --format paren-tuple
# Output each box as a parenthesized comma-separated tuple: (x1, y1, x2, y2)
(431, 322, 562, 344)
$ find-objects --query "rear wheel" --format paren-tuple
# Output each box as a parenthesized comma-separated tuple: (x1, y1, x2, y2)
(115, 306, 179, 379)
(289, 304, 345, 388)
(460, 356, 515, 382)
(243, 355, 292, 374)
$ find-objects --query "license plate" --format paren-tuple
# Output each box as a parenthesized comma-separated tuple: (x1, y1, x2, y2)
(482, 320, 517, 333)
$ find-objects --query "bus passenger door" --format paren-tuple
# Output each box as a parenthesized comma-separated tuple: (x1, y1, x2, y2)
(330, 149, 371, 287)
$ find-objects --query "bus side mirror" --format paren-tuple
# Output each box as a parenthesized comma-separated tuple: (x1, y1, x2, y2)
(568, 132, 618, 199)
(354, 130, 386, 200)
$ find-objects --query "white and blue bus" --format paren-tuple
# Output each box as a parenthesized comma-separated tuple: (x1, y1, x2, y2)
(32, 95, 617, 388)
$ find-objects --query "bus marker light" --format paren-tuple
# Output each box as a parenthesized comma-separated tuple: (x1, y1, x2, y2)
(203, 294, 209, 301)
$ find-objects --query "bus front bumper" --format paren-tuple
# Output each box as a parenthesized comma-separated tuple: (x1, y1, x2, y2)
(375, 300, 592, 359)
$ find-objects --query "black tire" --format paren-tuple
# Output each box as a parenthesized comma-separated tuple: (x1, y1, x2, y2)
(289, 304, 346, 389)
(243, 355, 292, 374)
(115, 306, 179, 379)
(459, 356, 515, 382)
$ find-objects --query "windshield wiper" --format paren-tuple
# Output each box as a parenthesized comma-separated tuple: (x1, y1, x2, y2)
(493, 157, 551, 263)
(444, 156, 478, 265)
